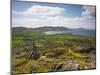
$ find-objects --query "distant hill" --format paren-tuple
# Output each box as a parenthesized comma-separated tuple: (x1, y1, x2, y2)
(70, 28, 95, 37)
(34, 26, 69, 32)
(12, 27, 96, 37)
(12, 27, 44, 37)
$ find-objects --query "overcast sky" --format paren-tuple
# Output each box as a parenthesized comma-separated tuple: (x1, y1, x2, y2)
(12, 0, 96, 29)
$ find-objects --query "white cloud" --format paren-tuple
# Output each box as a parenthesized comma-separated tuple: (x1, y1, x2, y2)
(12, 5, 96, 29)
(82, 6, 96, 18)
(13, 5, 65, 16)
(12, 15, 95, 29)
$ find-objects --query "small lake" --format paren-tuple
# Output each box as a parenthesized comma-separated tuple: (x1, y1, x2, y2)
(43, 30, 95, 37)
(44, 31, 69, 35)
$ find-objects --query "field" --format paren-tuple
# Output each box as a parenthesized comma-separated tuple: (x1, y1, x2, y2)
(12, 27, 96, 74)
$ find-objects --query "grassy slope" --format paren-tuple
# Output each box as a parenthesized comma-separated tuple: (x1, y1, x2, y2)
(12, 28, 96, 74)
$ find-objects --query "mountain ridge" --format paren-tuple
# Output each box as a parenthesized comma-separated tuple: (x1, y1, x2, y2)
(12, 26, 95, 37)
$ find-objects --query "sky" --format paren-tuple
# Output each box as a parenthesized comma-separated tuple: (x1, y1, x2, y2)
(12, 0, 96, 29)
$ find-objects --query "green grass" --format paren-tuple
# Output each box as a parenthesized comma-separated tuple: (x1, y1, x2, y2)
(12, 31, 96, 74)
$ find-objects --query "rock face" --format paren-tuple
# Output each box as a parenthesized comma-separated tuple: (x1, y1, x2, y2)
(53, 60, 80, 71)
(53, 62, 64, 71)
(28, 51, 40, 60)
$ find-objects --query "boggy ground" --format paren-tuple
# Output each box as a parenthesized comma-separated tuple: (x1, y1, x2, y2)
(12, 33, 96, 74)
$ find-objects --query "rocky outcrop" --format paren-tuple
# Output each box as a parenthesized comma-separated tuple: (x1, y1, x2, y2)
(28, 51, 41, 60)
(53, 60, 80, 71)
